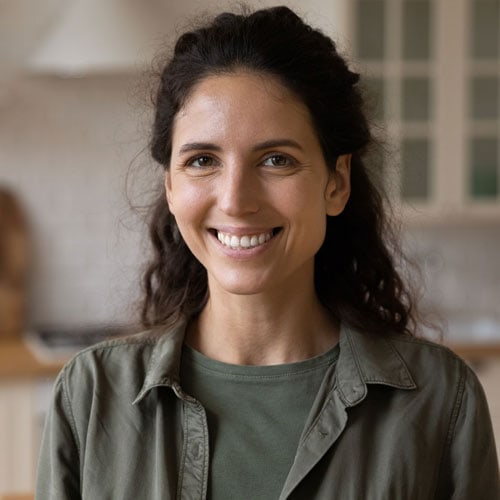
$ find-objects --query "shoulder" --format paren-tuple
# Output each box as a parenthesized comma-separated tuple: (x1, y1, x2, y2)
(387, 334, 481, 398)
(61, 330, 162, 376)
(56, 325, 184, 405)
(388, 334, 464, 367)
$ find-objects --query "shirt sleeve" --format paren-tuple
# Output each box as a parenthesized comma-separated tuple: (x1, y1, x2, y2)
(442, 363, 500, 500)
(35, 370, 81, 500)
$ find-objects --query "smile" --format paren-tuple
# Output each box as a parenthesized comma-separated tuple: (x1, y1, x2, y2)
(216, 229, 279, 249)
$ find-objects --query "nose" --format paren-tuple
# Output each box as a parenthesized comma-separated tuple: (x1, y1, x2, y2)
(218, 163, 260, 216)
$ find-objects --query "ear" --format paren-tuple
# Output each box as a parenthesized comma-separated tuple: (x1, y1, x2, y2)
(324, 154, 351, 216)
(164, 171, 175, 214)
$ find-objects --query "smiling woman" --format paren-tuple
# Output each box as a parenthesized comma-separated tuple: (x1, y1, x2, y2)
(36, 5, 499, 500)
(165, 72, 349, 309)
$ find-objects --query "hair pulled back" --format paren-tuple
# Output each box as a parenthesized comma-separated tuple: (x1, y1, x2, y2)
(143, 6, 416, 336)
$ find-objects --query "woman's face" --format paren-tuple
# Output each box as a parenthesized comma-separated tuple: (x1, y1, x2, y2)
(166, 71, 350, 298)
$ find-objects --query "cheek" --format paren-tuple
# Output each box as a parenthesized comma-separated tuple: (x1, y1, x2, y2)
(286, 181, 328, 222)
(169, 181, 211, 235)
(287, 184, 329, 245)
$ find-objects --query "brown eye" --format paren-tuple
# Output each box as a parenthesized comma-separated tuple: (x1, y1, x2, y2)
(188, 155, 217, 167)
(263, 154, 293, 167)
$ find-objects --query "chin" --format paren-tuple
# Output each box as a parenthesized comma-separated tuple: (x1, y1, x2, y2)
(218, 282, 269, 296)
(210, 273, 272, 296)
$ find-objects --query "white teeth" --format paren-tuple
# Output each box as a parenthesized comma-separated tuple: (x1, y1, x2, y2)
(240, 236, 250, 248)
(216, 230, 275, 249)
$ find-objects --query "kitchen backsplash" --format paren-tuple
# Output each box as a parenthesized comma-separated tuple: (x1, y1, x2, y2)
(0, 75, 499, 335)
(404, 225, 500, 318)
(0, 75, 157, 328)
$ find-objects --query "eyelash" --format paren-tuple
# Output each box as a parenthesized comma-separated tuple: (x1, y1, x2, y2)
(261, 154, 296, 168)
(185, 155, 219, 168)
(183, 153, 297, 169)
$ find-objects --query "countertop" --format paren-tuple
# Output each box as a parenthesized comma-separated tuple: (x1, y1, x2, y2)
(0, 339, 66, 379)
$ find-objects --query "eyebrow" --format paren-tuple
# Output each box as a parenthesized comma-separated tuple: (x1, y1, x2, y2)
(252, 139, 304, 152)
(178, 142, 222, 154)
(178, 139, 304, 155)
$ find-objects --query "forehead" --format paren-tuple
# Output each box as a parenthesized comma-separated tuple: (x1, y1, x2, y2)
(181, 71, 296, 107)
(172, 71, 317, 144)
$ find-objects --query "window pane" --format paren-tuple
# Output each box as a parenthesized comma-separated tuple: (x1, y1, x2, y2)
(470, 77, 499, 119)
(401, 139, 430, 200)
(470, 138, 498, 198)
(403, 0, 431, 60)
(364, 77, 385, 120)
(471, 0, 500, 59)
(402, 78, 431, 121)
(356, 0, 385, 60)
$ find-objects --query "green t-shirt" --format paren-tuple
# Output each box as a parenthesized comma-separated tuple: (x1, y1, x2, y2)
(180, 343, 339, 500)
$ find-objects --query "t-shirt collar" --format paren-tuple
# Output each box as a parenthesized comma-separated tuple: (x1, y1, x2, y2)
(133, 322, 417, 406)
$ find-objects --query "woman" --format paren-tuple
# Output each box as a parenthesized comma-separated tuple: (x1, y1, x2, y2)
(36, 6, 499, 499)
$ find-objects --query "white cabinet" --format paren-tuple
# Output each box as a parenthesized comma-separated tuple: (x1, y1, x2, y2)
(0, 378, 54, 496)
(341, 0, 500, 223)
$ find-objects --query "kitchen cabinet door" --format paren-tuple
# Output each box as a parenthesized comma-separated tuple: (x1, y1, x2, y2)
(344, 0, 500, 224)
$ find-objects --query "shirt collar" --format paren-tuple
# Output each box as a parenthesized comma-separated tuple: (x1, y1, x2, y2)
(133, 322, 417, 406)
(336, 325, 417, 406)
(133, 322, 187, 405)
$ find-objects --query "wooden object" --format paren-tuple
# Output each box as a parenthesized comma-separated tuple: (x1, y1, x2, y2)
(0, 188, 30, 340)
(0, 339, 65, 379)
(1, 494, 33, 500)
(448, 343, 500, 361)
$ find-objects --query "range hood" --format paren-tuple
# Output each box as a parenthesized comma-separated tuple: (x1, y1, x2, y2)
(27, 0, 196, 76)
(6, 0, 344, 77)
(0, 0, 66, 82)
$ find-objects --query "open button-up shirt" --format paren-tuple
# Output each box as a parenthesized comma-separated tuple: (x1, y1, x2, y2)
(36, 324, 499, 499)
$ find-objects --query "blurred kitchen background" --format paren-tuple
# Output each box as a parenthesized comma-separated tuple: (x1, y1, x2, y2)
(0, 0, 499, 497)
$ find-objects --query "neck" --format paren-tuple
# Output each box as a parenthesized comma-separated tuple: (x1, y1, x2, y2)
(186, 279, 339, 365)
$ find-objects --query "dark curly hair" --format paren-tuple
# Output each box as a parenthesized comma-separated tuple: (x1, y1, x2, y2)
(142, 5, 417, 336)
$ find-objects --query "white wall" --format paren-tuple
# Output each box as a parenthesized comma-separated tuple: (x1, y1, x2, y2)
(0, 75, 154, 327)
(403, 224, 500, 339)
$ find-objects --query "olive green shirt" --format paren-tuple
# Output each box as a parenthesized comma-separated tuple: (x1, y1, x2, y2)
(36, 324, 500, 499)
(180, 343, 339, 499)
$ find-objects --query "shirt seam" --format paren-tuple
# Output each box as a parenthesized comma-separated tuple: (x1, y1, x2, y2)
(178, 401, 206, 499)
(433, 357, 466, 497)
(176, 400, 189, 498)
(389, 336, 461, 359)
(200, 404, 209, 498)
(70, 336, 160, 360)
(60, 367, 83, 480)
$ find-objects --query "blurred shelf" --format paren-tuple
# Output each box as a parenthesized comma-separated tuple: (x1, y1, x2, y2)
(24, 326, 132, 365)
(0, 339, 65, 379)
(1, 494, 33, 500)
(399, 202, 500, 227)
(448, 342, 500, 361)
